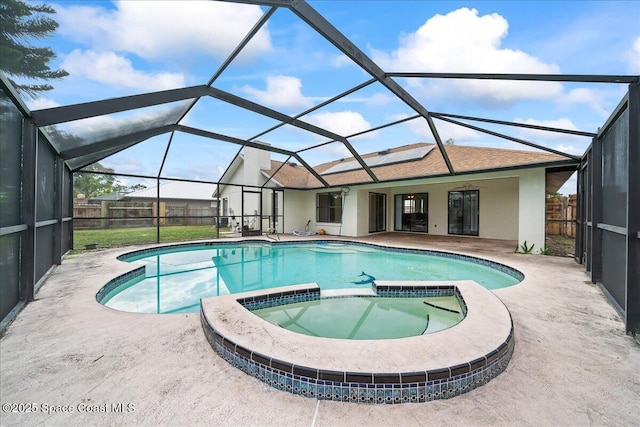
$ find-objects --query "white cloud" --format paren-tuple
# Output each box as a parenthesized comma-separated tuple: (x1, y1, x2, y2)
(62, 50, 185, 91)
(558, 88, 610, 118)
(27, 98, 60, 110)
(371, 7, 563, 104)
(239, 75, 313, 109)
(366, 92, 396, 107)
(485, 117, 588, 154)
(305, 110, 376, 139)
(101, 157, 147, 175)
(402, 115, 480, 142)
(330, 54, 353, 68)
(627, 36, 640, 73)
(307, 92, 395, 107)
(305, 142, 352, 162)
(55, 1, 271, 62)
(515, 118, 590, 155)
(513, 117, 583, 142)
(515, 117, 579, 131)
(555, 144, 584, 156)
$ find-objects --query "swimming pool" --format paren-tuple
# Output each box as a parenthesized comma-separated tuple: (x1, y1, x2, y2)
(97, 240, 522, 314)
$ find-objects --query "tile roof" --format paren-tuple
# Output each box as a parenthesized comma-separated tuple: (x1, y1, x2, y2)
(263, 143, 571, 189)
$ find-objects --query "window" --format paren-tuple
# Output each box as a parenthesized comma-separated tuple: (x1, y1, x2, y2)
(317, 192, 342, 223)
(448, 190, 479, 236)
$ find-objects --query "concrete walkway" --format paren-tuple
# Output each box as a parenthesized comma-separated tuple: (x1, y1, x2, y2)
(1, 234, 638, 426)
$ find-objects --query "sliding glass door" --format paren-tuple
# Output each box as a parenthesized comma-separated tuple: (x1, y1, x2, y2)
(394, 193, 428, 232)
(369, 193, 386, 233)
(448, 190, 479, 236)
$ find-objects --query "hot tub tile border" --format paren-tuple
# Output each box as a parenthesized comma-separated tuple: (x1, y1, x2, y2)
(200, 290, 515, 404)
(239, 284, 467, 317)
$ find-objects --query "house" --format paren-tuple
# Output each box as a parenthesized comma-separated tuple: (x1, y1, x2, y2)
(218, 143, 577, 250)
(124, 181, 218, 210)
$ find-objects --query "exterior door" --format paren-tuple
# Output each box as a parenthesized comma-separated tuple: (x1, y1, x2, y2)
(394, 193, 428, 232)
(241, 188, 262, 236)
(369, 192, 386, 233)
(448, 190, 479, 236)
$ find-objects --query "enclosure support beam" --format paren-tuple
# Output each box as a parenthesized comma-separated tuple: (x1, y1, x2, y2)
(31, 85, 209, 126)
(433, 115, 581, 160)
(286, 0, 455, 175)
(249, 78, 377, 141)
(430, 111, 597, 138)
(62, 125, 176, 165)
(156, 177, 161, 244)
(53, 157, 64, 265)
(216, 183, 221, 239)
(176, 125, 331, 187)
(20, 120, 37, 303)
(574, 161, 586, 264)
(174, 6, 278, 126)
(67, 165, 74, 252)
(590, 136, 603, 284)
(626, 82, 640, 335)
(385, 72, 640, 84)
(203, 87, 379, 183)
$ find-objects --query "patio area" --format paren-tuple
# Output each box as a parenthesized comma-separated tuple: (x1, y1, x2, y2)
(1, 234, 638, 426)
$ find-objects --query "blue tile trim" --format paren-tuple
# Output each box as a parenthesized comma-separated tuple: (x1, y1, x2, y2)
(239, 287, 321, 311)
(239, 285, 468, 318)
(95, 266, 146, 303)
(201, 304, 514, 404)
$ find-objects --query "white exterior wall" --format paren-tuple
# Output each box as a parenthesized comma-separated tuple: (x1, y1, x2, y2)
(517, 168, 546, 250)
(220, 167, 243, 218)
(243, 147, 270, 187)
(356, 188, 379, 236)
(219, 147, 273, 220)
(293, 170, 543, 244)
(349, 175, 518, 240)
(282, 190, 315, 233)
(222, 148, 549, 248)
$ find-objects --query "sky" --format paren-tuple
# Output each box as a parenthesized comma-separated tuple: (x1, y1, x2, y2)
(20, 0, 640, 194)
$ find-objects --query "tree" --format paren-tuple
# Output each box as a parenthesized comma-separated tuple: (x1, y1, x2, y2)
(444, 138, 455, 146)
(73, 163, 124, 198)
(125, 183, 148, 192)
(0, 0, 68, 97)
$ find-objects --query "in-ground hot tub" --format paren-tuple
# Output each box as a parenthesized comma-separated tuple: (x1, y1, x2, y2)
(200, 280, 514, 404)
(252, 288, 465, 339)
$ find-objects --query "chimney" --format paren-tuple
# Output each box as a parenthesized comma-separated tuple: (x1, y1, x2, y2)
(243, 143, 272, 186)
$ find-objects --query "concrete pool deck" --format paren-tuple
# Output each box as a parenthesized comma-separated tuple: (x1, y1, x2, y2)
(1, 233, 639, 426)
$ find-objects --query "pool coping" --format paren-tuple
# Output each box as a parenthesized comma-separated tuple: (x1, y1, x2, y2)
(200, 280, 514, 404)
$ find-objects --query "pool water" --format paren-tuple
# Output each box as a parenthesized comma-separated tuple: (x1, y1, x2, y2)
(100, 241, 521, 314)
(252, 296, 464, 340)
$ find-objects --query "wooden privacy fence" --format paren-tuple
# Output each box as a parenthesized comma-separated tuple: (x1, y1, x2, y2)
(165, 205, 217, 226)
(73, 201, 218, 229)
(546, 195, 577, 237)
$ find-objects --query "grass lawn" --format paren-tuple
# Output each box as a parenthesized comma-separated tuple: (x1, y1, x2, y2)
(73, 225, 230, 250)
(545, 235, 575, 257)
